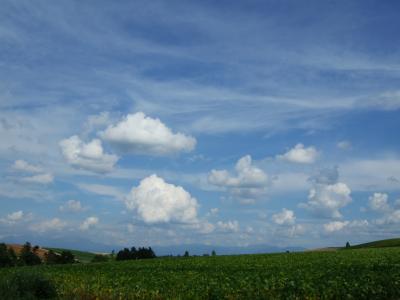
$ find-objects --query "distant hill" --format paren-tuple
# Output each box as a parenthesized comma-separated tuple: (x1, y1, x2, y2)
(349, 238, 400, 249)
(44, 247, 97, 263)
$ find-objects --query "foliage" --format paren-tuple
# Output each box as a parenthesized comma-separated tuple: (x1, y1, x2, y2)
(1, 247, 399, 299)
(45, 250, 75, 265)
(0, 243, 17, 267)
(91, 254, 109, 263)
(0, 271, 57, 299)
(184, 250, 189, 257)
(116, 247, 156, 261)
(19, 242, 41, 266)
(346, 241, 351, 248)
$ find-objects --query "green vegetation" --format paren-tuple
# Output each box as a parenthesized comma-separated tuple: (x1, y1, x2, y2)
(348, 238, 400, 249)
(0, 271, 57, 299)
(45, 247, 95, 263)
(0, 247, 399, 299)
(91, 254, 109, 263)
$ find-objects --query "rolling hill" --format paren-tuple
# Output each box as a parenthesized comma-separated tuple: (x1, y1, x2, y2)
(348, 238, 400, 249)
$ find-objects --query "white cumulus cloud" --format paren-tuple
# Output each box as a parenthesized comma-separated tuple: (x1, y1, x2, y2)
(80, 216, 99, 230)
(301, 182, 352, 218)
(100, 112, 196, 155)
(272, 208, 296, 225)
(208, 155, 268, 203)
(277, 143, 318, 164)
(126, 174, 198, 223)
(59, 135, 119, 173)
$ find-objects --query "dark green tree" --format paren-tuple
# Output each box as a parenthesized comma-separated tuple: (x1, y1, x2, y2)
(19, 242, 41, 266)
(0, 243, 15, 267)
(44, 250, 60, 265)
(184, 250, 189, 257)
(211, 250, 216, 256)
(345, 241, 351, 249)
(59, 250, 75, 264)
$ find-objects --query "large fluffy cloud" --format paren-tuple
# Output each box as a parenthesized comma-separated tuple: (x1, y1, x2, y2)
(208, 155, 268, 203)
(277, 143, 318, 164)
(301, 167, 351, 218)
(100, 112, 196, 155)
(126, 174, 198, 223)
(59, 135, 118, 173)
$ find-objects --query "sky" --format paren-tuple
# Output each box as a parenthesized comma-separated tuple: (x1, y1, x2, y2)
(1, 0, 400, 251)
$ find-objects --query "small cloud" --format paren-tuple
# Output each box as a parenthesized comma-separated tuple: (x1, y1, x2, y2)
(12, 160, 42, 173)
(59, 200, 85, 213)
(208, 155, 268, 203)
(272, 208, 296, 225)
(216, 220, 239, 233)
(277, 144, 318, 164)
(80, 216, 99, 231)
(337, 140, 352, 150)
(368, 193, 390, 212)
(59, 135, 119, 173)
(100, 112, 196, 156)
(323, 221, 349, 233)
(30, 218, 66, 233)
(21, 173, 54, 184)
(387, 176, 399, 183)
(0, 210, 30, 224)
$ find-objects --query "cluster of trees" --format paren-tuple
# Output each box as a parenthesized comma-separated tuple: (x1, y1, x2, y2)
(0, 242, 76, 268)
(45, 249, 75, 264)
(116, 247, 156, 261)
(0, 242, 41, 267)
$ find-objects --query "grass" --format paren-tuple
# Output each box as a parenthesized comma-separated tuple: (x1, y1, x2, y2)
(349, 238, 400, 249)
(1, 247, 400, 299)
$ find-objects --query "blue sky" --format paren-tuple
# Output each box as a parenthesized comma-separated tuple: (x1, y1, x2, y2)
(1, 0, 400, 250)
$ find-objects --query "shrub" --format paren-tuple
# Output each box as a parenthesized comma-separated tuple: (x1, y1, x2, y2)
(0, 243, 16, 267)
(19, 242, 41, 266)
(0, 271, 57, 299)
(91, 254, 109, 263)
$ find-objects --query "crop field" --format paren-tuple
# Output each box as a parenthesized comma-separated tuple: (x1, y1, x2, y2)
(1, 247, 400, 299)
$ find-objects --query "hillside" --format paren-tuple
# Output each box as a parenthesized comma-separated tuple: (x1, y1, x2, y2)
(349, 238, 400, 249)
(6, 244, 49, 260)
(44, 247, 97, 263)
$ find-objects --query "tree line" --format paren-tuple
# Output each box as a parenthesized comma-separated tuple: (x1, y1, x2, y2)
(0, 242, 75, 267)
(116, 247, 156, 261)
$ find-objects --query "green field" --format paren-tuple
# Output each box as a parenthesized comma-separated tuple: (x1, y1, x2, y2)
(348, 238, 400, 249)
(1, 247, 400, 299)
